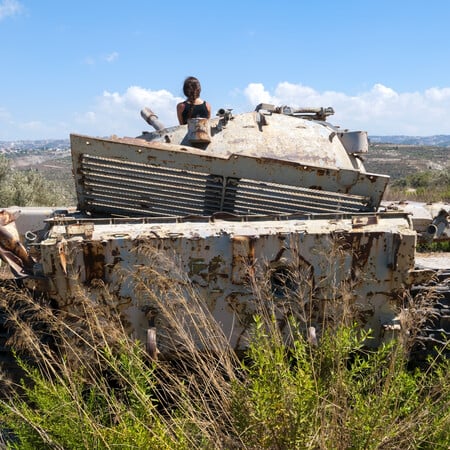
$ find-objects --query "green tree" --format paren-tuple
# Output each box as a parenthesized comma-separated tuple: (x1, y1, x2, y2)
(0, 155, 72, 207)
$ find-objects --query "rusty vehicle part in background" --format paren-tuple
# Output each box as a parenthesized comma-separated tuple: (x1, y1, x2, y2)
(0, 104, 449, 364)
(382, 201, 450, 243)
(0, 209, 35, 277)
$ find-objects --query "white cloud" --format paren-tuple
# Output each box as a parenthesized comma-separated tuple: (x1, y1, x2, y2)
(75, 82, 450, 137)
(243, 82, 450, 135)
(83, 52, 119, 66)
(425, 87, 450, 102)
(3, 82, 450, 140)
(73, 86, 182, 137)
(0, 87, 182, 140)
(0, 0, 23, 20)
(104, 51, 119, 63)
(244, 83, 272, 105)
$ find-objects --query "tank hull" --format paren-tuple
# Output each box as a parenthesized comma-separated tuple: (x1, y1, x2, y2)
(23, 211, 424, 353)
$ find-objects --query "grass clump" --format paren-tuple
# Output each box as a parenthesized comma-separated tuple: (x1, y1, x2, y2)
(232, 314, 450, 449)
(417, 240, 450, 252)
(1, 248, 450, 449)
(387, 168, 450, 202)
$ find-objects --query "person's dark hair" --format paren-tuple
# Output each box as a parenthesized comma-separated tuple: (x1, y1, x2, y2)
(183, 76, 201, 103)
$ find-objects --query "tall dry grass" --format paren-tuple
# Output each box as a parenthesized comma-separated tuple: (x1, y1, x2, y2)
(0, 241, 449, 449)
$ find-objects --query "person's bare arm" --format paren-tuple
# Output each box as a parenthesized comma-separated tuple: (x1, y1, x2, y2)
(177, 102, 185, 124)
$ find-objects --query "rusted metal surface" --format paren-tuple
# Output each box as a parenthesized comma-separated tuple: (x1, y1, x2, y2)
(71, 127, 388, 218)
(2, 206, 75, 240)
(336, 130, 369, 154)
(0, 223, 34, 277)
(186, 118, 212, 144)
(0, 209, 19, 227)
(138, 109, 368, 168)
(78, 105, 388, 221)
(0, 209, 36, 276)
(26, 212, 418, 351)
(382, 201, 450, 242)
(140, 107, 165, 131)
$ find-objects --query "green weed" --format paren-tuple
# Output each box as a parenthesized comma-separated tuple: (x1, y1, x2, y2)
(0, 246, 450, 449)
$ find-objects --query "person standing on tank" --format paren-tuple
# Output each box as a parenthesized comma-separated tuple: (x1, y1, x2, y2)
(177, 76, 211, 125)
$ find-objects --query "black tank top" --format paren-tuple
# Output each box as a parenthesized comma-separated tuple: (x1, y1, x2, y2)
(181, 101, 209, 124)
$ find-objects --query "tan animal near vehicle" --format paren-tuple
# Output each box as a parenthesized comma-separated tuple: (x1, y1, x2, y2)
(1, 104, 449, 361)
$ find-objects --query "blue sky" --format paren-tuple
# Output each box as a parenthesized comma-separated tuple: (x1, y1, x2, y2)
(1, 0, 450, 140)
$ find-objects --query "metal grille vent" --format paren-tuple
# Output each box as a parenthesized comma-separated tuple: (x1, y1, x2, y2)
(224, 178, 370, 215)
(79, 154, 370, 217)
(79, 155, 224, 217)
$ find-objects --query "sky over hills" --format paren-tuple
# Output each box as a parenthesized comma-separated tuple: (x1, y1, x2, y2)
(1, 0, 450, 140)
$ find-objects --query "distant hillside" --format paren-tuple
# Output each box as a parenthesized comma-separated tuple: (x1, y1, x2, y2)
(364, 143, 449, 180)
(370, 135, 450, 147)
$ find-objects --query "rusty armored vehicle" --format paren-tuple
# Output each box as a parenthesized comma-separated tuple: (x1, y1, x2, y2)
(1, 104, 449, 360)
